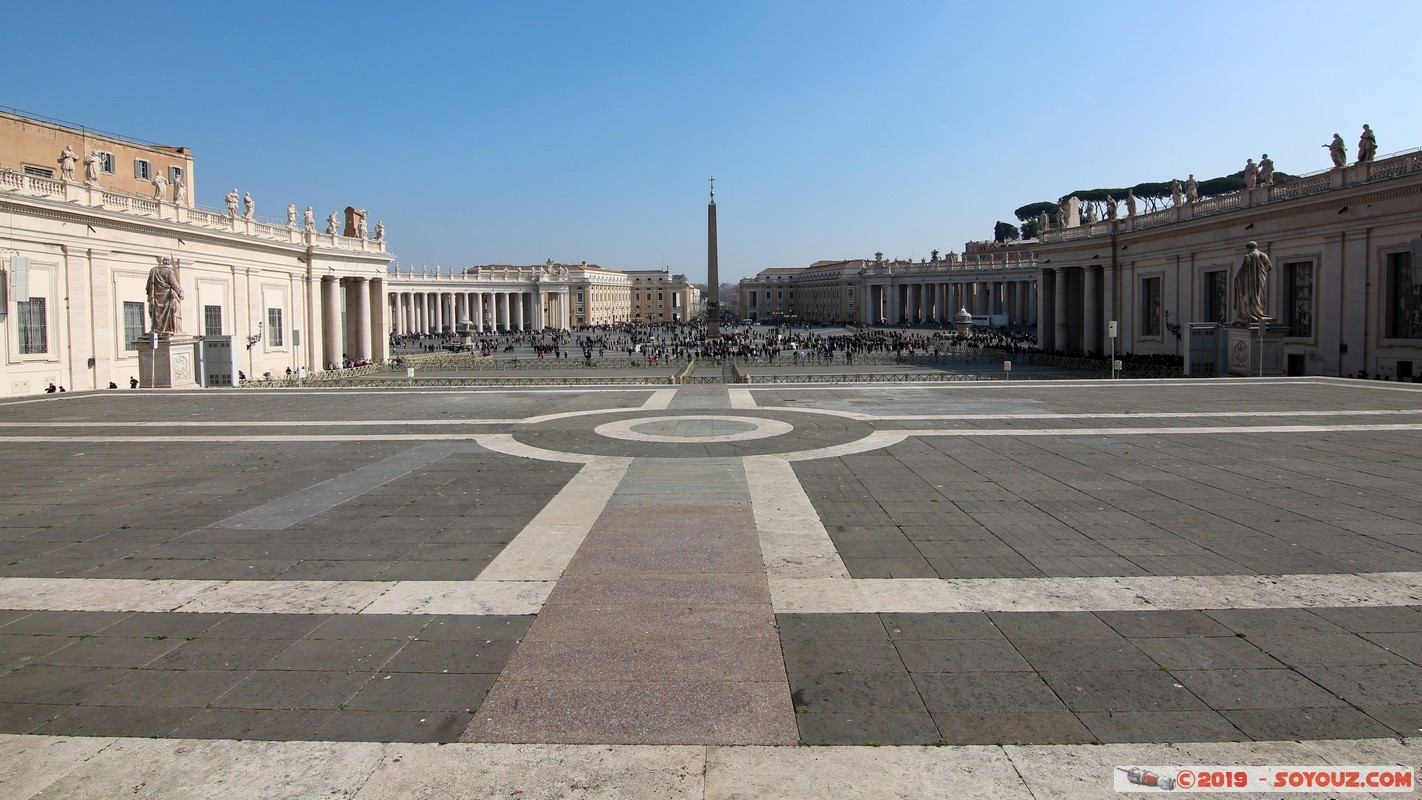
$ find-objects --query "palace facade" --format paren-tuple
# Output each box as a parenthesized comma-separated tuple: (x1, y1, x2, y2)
(1034, 150, 1422, 378)
(1, 109, 390, 396)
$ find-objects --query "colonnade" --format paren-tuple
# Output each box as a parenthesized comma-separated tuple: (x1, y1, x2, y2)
(1037, 265, 1118, 356)
(316, 276, 388, 369)
(387, 288, 571, 335)
(861, 277, 1038, 327)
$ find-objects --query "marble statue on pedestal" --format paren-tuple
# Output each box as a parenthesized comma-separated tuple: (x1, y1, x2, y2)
(1233, 241, 1272, 323)
(374, 220, 385, 241)
(1105, 195, 1117, 220)
(243, 192, 255, 220)
(1243, 158, 1258, 190)
(1185, 174, 1198, 203)
(326, 211, 339, 235)
(303, 206, 315, 233)
(174, 177, 187, 205)
(146, 256, 184, 334)
(1038, 211, 1048, 232)
(1259, 154, 1274, 185)
(1357, 124, 1376, 163)
(84, 150, 102, 184)
(1126, 190, 1137, 217)
(151, 169, 167, 200)
(1086, 203, 1098, 224)
(1325, 134, 1347, 168)
(1171, 179, 1183, 207)
(226, 189, 240, 218)
(287, 204, 297, 228)
(58, 146, 78, 181)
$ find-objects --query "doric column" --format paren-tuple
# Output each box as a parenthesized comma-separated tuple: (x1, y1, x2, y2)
(1054, 270, 1070, 353)
(321, 276, 342, 369)
(351, 277, 372, 361)
(513, 291, 525, 331)
(1084, 266, 1102, 355)
(368, 278, 387, 362)
(1038, 270, 1055, 351)
(473, 291, 484, 330)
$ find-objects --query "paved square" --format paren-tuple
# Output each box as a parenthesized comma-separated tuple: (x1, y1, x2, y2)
(1, 377, 1420, 797)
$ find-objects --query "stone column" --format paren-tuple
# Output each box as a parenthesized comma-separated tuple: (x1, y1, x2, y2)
(347, 278, 369, 361)
(473, 291, 484, 331)
(1084, 266, 1101, 355)
(1054, 270, 1070, 353)
(513, 291, 525, 331)
(368, 278, 387, 362)
(1038, 270, 1055, 352)
(321, 276, 342, 369)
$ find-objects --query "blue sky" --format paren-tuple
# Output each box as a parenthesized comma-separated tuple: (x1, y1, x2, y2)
(4, 1, 1420, 282)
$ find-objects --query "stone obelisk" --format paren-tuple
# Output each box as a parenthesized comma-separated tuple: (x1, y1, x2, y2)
(707, 177, 720, 339)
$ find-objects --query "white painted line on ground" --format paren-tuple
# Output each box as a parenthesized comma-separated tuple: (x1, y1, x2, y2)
(1, 734, 1416, 800)
(728, 387, 757, 408)
(745, 456, 850, 580)
(0, 578, 553, 616)
(769, 572, 1422, 614)
(476, 456, 632, 582)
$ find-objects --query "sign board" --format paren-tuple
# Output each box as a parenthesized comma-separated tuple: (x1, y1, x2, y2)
(1108, 320, 1118, 338)
(1003, 361, 1012, 371)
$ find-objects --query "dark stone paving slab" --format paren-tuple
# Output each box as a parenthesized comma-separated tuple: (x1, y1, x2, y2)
(777, 608, 1422, 744)
(796, 428, 1422, 578)
(0, 447, 576, 580)
(0, 612, 528, 742)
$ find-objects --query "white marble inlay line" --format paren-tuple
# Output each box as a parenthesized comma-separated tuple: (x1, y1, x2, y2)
(475, 456, 632, 582)
(744, 455, 850, 580)
(0, 578, 553, 616)
(770, 572, 1422, 614)
(1, 572, 1415, 618)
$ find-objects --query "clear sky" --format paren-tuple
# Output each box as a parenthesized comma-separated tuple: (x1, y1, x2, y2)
(4, 0, 1420, 282)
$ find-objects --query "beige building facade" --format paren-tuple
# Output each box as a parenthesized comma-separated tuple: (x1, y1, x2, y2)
(1, 111, 391, 396)
(738, 253, 1039, 328)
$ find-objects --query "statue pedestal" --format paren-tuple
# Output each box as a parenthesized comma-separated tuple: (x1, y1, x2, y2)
(1226, 323, 1288, 376)
(136, 335, 202, 389)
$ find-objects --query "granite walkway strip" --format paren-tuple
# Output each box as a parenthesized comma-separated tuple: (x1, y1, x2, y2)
(463, 384, 799, 745)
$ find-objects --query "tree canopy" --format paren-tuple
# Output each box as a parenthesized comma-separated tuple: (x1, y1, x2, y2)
(1000, 168, 1301, 238)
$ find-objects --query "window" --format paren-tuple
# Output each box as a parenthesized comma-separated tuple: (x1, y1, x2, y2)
(1141, 277, 1162, 336)
(17, 298, 47, 354)
(1285, 262, 1314, 338)
(99, 152, 115, 174)
(204, 305, 223, 337)
(1203, 271, 1228, 323)
(22, 166, 54, 179)
(123, 301, 145, 351)
(848, 288, 855, 297)
(169, 165, 184, 186)
(1387, 251, 1422, 339)
(134, 159, 151, 180)
(267, 308, 284, 346)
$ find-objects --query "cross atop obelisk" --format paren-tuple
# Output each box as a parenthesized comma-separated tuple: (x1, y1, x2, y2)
(707, 177, 720, 339)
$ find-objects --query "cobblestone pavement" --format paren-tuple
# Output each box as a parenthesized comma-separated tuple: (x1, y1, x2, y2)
(0, 377, 1419, 798)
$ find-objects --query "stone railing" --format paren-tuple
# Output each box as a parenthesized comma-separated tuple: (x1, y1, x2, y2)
(385, 268, 570, 284)
(0, 165, 387, 256)
(1039, 148, 1422, 244)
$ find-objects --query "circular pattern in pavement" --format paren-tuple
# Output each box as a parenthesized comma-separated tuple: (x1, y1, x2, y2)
(511, 408, 877, 459)
(595, 415, 794, 443)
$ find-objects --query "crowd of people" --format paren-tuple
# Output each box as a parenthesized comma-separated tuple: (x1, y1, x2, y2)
(390, 321, 1047, 365)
